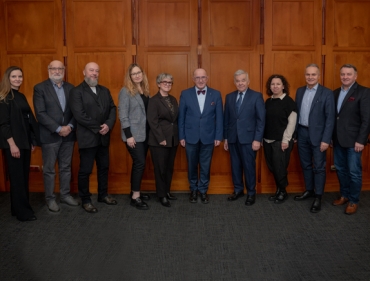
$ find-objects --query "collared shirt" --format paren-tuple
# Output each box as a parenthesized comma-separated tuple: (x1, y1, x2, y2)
(50, 79, 73, 133)
(299, 83, 318, 127)
(196, 86, 207, 113)
(337, 83, 355, 113)
(236, 90, 246, 104)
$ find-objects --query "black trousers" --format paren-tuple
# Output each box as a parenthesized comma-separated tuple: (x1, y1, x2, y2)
(4, 148, 34, 221)
(126, 141, 148, 192)
(78, 145, 109, 204)
(149, 145, 178, 197)
(263, 140, 294, 191)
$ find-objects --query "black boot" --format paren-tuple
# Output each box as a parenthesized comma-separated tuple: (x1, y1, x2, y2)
(268, 188, 280, 201)
(274, 189, 288, 204)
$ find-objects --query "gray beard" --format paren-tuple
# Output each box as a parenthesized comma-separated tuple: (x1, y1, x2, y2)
(84, 77, 98, 87)
(50, 77, 63, 84)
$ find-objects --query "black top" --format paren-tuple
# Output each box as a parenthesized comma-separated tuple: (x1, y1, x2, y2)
(264, 95, 296, 140)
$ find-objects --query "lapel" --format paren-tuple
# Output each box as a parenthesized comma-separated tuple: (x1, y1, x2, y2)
(46, 79, 63, 111)
(134, 92, 146, 114)
(297, 87, 305, 112)
(309, 84, 322, 114)
(190, 87, 202, 115)
(339, 82, 357, 113)
(238, 89, 249, 115)
(158, 93, 174, 122)
(82, 81, 101, 107)
(202, 88, 213, 115)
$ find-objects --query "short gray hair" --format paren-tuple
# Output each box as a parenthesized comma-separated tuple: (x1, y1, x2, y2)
(156, 73, 173, 84)
(234, 69, 249, 80)
(306, 63, 320, 74)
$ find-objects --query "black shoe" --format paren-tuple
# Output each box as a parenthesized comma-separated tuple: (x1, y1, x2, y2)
(166, 193, 177, 200)
(294, 190, 314, 201)
(160, 197, 171, 207)
(245, 195, 256, 206)
(310, 198, 321, 213)
(27, 215, 37, 221)
(274, 190, 288, 204)
(189, 191, 198, 203)
(268, 189, 280, 201)
(129, 191, 151, 201)
(200, 193, 209, 204)
(130, 197, 149, 210)
(227, 191, 244, 201)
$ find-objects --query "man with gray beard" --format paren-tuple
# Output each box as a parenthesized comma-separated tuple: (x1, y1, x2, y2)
(69, 62, 117, 213)
(34, 60, 79, 212)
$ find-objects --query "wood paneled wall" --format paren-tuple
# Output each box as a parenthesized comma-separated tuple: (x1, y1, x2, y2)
(1, 0, 369, 194)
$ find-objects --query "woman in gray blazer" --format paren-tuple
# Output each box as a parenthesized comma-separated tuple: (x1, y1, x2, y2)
(147, 73, 179, 207)
(118, 63, 151, 210)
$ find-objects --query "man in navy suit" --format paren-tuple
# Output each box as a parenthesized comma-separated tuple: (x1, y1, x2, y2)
(33, 60, 79, 212)
(224, 70, 265, 206)
(294, 64, 335, 213)
(178, 68, 223, 203)
(332, 64, 370, 215)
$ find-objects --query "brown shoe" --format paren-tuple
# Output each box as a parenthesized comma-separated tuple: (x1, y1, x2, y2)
(82, 203, 98, 213)
(345, 203, 358, 215)
(332, 196, 349, 206)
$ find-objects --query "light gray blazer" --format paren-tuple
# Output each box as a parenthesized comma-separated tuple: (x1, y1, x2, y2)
(118, 87, 147, 142)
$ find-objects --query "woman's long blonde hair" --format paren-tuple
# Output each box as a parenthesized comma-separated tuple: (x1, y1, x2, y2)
(0, 66, 22, 102)
(124, 63, 150, 97)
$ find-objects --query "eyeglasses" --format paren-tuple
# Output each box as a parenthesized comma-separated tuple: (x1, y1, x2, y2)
(194, 76, 207, 81)
(160, 81, 173, 86)
(49, 67, 65, 72)
(130, 71, 142, 77)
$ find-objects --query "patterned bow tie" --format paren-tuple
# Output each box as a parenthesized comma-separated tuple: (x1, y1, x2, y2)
(197, 90, 205, 95)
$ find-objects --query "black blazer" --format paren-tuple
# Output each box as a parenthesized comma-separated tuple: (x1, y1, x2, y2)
(33, 79, 76, 144)
(0, 91, 40, 149)
(147, 92, 179, 147)
(333, 82, 370, 147)
(69, 81, 116, 149)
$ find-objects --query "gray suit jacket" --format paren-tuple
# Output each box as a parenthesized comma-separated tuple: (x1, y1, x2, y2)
(33, 79, 76, 144)
(118, 87, 147, 142)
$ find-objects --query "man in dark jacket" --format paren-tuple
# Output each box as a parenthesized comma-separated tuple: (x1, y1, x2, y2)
(69, 62, 117, 213)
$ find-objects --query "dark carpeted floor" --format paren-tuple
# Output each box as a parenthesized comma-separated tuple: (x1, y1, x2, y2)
(0, 191, 369, 281)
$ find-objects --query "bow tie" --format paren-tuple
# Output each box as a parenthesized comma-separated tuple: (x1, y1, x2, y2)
(197, 90, 205, 95)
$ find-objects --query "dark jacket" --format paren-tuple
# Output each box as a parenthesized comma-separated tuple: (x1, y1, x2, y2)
(69, 81, 116, 149)
(0, 91, 40, 149)
(147, 92, 179, 147)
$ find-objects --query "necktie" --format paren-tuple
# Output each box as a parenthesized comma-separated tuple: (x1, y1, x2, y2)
(197, 90, 205, 95)
(235, 92, 243, 113)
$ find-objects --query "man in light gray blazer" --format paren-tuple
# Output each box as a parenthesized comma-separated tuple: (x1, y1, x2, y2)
(33, 60, 79, 212)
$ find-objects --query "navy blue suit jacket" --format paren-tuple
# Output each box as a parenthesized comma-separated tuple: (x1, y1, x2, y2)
(295, 84, 335, 146)
(333, 82, 370, 147)
(223, 88, 265, 144)
(178, 86, 223, 145)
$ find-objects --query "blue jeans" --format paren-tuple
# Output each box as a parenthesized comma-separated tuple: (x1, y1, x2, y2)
(185, 141, 214, 194)
(334, 144, 362, 204)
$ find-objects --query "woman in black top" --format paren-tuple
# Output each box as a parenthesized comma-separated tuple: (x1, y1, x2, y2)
(0, 66, 39, 221)
(263, 74, 297, 203)
(147, 73, 179, 207)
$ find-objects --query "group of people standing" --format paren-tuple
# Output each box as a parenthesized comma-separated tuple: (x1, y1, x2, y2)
(0, 61, 369, 221)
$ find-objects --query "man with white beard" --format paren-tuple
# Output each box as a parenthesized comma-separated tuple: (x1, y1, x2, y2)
(33, 60, 79, 212)
(69, 62, 117, 213)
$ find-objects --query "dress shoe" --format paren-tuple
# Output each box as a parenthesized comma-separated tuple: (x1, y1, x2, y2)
(227, 191, 244, 201)
(130, 197, 149, 210)
(274, 190, 288, 204)
(159, 197, 171, 207)
(268, 189, 280, 201)
(189, 191, 198, 203)
(60, 195, 79, 206)
(294, 190, 314, 201)
(27, 215, 37, 221)
(200, 193, 209, 204)
(166, 193, 177, 200)
(310, 198, 321, 213)
(47, 200, 60, 212)
(332, 196, 349, 206)
(129, 191, 151, 201)
(82, 203, 98, 213)
(98, 196, 117, 205)
(345, 202, 358, 215)
(245, 195, 256, 206)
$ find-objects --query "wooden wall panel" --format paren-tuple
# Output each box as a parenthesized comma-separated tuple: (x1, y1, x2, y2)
(66, 0, 134, 193)
(0, 0, 64, 192)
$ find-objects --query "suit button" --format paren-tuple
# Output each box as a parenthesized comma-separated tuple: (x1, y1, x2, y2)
(337, 117, 339, 119)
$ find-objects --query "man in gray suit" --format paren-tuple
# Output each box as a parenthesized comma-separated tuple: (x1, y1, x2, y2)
(33, 60, 79, 212)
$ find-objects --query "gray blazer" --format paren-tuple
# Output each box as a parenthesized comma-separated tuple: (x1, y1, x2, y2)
(118, 87, 147, 142)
